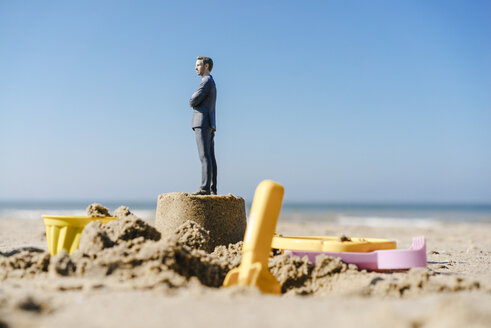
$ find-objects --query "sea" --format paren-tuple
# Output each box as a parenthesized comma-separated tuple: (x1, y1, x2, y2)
(1, 201, 490, 227)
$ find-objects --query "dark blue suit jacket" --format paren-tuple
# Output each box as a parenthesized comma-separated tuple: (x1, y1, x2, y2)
(189, 74, 216, 130)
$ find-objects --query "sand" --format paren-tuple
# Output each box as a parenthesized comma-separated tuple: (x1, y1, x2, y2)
(85, 203, 112, 217)
(0, 210, 490, 328)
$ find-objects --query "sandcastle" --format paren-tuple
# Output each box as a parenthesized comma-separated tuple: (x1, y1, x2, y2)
(155, 193, 247, 252)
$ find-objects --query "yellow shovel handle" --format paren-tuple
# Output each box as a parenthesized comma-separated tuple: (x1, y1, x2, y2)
(242, 180, 284, 265)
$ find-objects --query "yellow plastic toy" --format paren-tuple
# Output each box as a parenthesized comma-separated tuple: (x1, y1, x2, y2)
(42, 215, 118, 255)
(271, 235, 396, 253)
(223, 180, 284, 294)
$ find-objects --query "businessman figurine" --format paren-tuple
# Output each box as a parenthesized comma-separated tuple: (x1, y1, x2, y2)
(189, 56, 217, 195)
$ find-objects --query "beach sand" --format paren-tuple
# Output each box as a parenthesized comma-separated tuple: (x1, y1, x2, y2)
(0, 214, 490, 328)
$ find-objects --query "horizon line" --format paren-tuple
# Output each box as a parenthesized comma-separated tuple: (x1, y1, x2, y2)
(1, 199, 490, 208)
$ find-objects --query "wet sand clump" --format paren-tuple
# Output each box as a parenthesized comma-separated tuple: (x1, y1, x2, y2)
(362, 268, 481, 297)
(173, 220, 210, 250)
(338, 234, 351, 242)
(86, 203, 111, 217)
(114, 206, 132, 218)
(0, 247, 50, 279)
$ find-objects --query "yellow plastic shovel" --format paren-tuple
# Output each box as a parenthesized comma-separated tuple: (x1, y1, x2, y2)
(223, 180, 283, 294)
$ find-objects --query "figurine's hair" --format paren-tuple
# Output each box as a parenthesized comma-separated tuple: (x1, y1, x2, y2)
(197, 56, 213, 72)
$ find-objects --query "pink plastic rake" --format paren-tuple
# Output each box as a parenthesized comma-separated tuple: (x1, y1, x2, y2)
(286, 236, 427, 270)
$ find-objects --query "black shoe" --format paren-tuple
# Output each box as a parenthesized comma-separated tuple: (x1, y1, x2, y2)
(210, 190, 217, 195)
(192, 189, 211, 195)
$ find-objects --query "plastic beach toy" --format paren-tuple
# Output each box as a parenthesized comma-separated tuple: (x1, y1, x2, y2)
(42, 215, 118, 255)
(223, 180, 283, 294)
(271, 235, 396, 253)
(284, 236, 427, 270)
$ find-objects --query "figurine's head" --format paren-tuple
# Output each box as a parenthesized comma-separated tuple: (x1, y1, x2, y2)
(195, 56, 213, 76)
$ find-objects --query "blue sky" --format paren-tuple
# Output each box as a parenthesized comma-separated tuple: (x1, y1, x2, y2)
(0, 0, 490, 203)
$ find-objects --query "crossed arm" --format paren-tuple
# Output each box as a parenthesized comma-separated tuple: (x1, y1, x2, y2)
(189, 78, 211, 108)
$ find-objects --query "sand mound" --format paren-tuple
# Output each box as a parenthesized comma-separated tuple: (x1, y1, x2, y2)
(269, 253, 355, 294)
(114, 206, 132, 217)
(173, 220, 210, 250)
(86, 203, 111, 217)
(70, 213, 236, 289)
(363, 267, 481, 297)
(0, 247, 49, 279)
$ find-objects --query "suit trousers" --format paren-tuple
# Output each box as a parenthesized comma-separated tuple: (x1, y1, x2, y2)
(194, 127, 217, 192)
